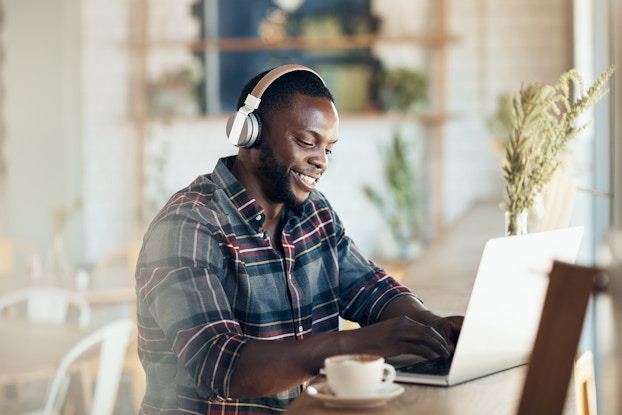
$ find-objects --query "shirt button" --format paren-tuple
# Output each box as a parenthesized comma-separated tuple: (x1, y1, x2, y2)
(298, 326, 303, 333)
(255, 215, 262, 221)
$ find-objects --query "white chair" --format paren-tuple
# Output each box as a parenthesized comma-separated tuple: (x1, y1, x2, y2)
(26, 319, 135, 415)
(94, 241, 144, 413)
(0, 287, 93, 407)
(0, 286, 92, 328)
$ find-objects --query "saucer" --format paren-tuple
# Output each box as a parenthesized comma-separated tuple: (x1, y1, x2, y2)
(305, 382, 405, 409)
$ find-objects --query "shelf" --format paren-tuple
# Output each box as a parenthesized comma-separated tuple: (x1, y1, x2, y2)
(129, 33, 459, 52)
(133, 111, 456, 126)
(131, 0, 456, 237)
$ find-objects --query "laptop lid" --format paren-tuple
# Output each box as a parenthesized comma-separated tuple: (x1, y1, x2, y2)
(391, 226, 584, 386)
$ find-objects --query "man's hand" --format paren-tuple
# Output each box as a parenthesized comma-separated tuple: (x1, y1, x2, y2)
(376, 295, 464, 356)
(428, 315, 463, 354)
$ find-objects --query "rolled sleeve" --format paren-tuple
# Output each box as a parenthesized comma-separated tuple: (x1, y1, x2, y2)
(335, 230, 412, 326)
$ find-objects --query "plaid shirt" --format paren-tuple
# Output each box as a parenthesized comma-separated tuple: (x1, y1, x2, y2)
(136, 156, 412, 414)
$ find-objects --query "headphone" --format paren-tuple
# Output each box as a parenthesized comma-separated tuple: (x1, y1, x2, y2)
(225, 64, 326, 148)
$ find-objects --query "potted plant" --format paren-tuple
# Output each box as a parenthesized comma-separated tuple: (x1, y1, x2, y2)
(501, 66, 615, 235)
(377, 67, 428, 113)
(363, 128, 424, 259)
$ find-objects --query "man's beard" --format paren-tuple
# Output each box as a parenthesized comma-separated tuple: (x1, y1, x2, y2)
(258, 142, 305, 210)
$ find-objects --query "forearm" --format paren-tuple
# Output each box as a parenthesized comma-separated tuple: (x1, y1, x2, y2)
(229, 330, 365, 398)
(228, 299, 457, 399)
(228, 296, 457, 399)
(379, 294, 442, 325)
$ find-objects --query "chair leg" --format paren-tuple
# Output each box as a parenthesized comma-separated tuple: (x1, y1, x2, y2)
(574, 350, 597, 415)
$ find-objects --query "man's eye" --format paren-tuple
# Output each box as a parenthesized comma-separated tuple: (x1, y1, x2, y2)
(326, 148, 333, 156)
(296, 138, 312, 147)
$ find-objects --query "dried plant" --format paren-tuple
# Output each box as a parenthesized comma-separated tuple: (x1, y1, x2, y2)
(501, 66, 615, 234)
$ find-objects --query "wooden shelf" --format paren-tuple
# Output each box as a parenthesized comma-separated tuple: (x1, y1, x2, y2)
(129, 33, 459, 52)
(131, 0, 456, 237)
(133, 111, 456, 126)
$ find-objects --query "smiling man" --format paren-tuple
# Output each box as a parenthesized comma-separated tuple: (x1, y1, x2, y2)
(135, 64, 462, 414)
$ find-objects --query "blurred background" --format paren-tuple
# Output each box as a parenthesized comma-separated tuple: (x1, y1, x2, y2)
(0, 1, 620, 413)
(0, 0, 619, 268)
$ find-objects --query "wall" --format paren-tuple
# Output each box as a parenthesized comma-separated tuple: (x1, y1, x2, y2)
(2, 0, 574, 265)
(81, 0, 136, 263)
(616, 0, 622, 228)
(3, 0, 83, 263)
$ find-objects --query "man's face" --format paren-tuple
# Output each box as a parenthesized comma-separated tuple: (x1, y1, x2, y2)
(256, 93, 339, 209)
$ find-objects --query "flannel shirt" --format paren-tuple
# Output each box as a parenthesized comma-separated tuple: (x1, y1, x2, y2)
(136, 156, 413, 414)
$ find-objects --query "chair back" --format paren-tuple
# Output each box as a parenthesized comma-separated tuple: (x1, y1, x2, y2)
(516, 260, 597, 415)
(0, 237, 41, 277)
(539, 171, 577, 232)
(95, 241, 141, 273)
(0, 286, 92, 328)
(42, 319, 135, 415)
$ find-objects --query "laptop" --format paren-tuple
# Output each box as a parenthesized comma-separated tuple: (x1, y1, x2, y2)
(388, 226, 584, 386)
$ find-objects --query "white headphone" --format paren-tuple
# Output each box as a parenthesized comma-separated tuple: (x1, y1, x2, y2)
(225, 64, 326, 148)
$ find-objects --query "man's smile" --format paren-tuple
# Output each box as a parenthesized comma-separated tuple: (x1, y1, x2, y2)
(292, 170, 319, 190)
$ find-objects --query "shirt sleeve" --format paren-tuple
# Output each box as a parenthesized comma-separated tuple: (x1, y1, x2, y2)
(136, 211, 248, 400)
(327, 207, 414, 325)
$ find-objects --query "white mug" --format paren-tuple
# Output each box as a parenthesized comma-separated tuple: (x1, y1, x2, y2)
(324, 353, 396, 397)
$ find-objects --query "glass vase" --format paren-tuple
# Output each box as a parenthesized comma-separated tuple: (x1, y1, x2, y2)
(505, 210, 528, 236)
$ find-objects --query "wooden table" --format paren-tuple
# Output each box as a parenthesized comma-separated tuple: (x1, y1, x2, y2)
(286, 200, 577, 414)
(0, 320, 92, 385)
(289, 368, 530, 415)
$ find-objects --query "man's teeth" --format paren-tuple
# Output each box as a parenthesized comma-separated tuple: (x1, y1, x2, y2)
(294, 171, 317, 184)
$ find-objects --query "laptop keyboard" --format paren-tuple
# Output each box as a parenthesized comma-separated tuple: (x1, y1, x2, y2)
(398, 356, 453, 376)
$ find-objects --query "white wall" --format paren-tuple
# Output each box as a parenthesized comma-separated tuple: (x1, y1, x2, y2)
(81, 0, 136, 262)
(3, 0, 83, 262)
(2, 0, 575, 265)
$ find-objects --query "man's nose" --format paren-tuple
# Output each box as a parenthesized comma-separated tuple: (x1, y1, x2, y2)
(309, 148, 328, 171)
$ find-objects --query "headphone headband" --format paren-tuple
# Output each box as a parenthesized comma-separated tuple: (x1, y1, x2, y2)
(249, 64, 326, 100)
(226, 64, 326, 148)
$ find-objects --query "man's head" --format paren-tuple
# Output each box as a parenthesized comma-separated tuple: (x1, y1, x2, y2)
(231, 65, 339, 210)
(228, 65, 334, 148)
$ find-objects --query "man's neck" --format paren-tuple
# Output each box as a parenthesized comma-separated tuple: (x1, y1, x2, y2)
(230, 153, 285, 239)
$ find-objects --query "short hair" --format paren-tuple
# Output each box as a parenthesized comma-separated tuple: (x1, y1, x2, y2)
(235, 67, 334, 121)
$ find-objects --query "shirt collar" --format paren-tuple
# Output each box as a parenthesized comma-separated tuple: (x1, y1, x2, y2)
(212, 156, 266, 229)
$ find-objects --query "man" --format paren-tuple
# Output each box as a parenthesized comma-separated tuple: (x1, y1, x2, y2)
(136, 64, 463, 414)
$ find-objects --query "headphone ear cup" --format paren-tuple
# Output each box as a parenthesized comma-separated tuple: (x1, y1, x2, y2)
(225, 111, 261, 148)
(244, 112, 261, 148)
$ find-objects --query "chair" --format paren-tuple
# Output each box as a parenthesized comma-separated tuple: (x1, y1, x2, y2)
(574, 350, 597, 415)
(516, 260, 597, 415)
(0, 286, 92, 328)
(25, 319, 134, 415)
(539, 170, 577, 232)
(94, 241, 144, 413)
(0, 287, 93, 406)
(0, 238, 42, 277)
(94, 241, 141, 273)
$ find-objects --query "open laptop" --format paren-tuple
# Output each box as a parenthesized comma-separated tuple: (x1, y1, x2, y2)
(388, 226, 584, 386)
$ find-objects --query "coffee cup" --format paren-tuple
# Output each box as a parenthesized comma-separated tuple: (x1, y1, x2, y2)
(324, 353, 396, 397)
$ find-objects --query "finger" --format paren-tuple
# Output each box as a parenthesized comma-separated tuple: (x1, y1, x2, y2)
(399, 325, 451, 358)
(431, 316, 463, 346)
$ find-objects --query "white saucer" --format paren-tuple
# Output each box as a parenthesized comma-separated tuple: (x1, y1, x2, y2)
(305, 382, 405, 409)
